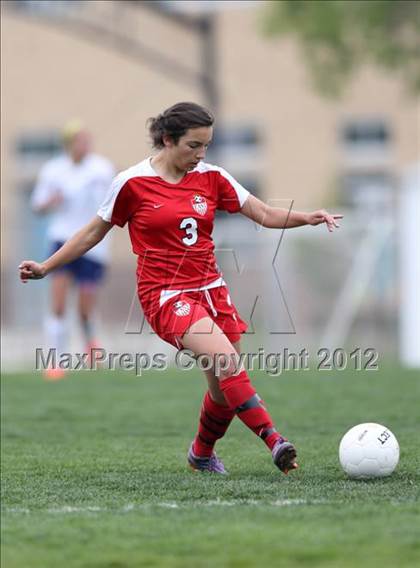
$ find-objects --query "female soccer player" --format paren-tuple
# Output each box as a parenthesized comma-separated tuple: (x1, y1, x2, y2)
(31, 121, 115, 380)
(19, 102, 342, 475)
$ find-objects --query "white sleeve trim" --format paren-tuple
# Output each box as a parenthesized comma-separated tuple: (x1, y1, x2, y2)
(97, 172, 127, 222)
(97, 159, 155, 222)
(197, 162, 250, 207)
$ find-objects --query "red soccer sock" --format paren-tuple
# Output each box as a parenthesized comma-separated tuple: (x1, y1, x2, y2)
(219, 370, 283, 450)
(192, 390, 236, 457)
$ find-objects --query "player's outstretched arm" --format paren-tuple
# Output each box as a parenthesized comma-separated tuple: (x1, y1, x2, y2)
(240, 195, 342, 232)
(32, 191, 64, 214)
(19, 216, 112, 283)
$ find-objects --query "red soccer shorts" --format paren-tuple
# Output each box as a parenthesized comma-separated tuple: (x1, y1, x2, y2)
(143, 286, 248, 349)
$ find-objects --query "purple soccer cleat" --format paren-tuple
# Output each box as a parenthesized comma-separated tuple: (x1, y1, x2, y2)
(187, 443, 228, 474)
(272, 439, 298, 475)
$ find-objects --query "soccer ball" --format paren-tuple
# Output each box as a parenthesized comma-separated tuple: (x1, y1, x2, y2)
(339, 423, 399, 479)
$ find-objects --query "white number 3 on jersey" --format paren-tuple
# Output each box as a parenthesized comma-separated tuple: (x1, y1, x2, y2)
(180, 217, 198, 246)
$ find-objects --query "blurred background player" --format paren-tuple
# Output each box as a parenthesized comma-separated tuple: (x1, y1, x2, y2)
(31, 120, 115, 379)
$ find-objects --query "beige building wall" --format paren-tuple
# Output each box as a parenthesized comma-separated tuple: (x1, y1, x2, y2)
(1, 6, 202, 267)
(1, 3, 419, 267)
(218, 8, 419, 206)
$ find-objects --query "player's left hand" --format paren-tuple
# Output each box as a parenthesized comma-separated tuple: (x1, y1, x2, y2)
(306, 210, 343, 232)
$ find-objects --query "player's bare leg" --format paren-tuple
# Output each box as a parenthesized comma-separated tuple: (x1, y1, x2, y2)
(44, 272, 71, 380)
(51, 271, 71, 317)
(78, 284, 100, 367)
(182, 317, 298, 474)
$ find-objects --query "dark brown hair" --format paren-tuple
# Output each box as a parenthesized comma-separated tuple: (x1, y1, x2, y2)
(148, 102, 214, 148)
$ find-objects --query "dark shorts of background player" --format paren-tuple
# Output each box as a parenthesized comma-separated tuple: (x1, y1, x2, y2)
(50, 241, 106, 285)
(142, 285, 248, 349)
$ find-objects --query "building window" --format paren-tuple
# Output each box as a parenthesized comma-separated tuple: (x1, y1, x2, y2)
(15, 130, 62, 183)
(341, 120, 391, 148)
(207, 124, 262, 199)
(14, 131, 62, 262)
(340, 171, 395, 210)
(338, 118, 394, 209)
(16, 133, 62, 157)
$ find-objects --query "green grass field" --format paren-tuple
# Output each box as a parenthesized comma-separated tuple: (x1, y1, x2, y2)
(1, 365, 419, 567)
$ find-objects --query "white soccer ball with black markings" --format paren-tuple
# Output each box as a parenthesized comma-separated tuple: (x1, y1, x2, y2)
(339, 423, 399, 479)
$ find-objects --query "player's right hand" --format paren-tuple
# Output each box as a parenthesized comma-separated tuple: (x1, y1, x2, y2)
(49, 191, 64, 209)
(18, 261, 47, 283)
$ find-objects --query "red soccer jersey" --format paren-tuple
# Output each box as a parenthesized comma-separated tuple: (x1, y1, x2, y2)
(97, 158, 250, 306)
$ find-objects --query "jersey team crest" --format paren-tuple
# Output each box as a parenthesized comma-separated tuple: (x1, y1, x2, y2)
(191, 195, 207, 216)
(173, 300, 191, 316)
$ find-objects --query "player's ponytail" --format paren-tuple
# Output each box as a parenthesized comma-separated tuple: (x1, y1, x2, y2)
(148, 102, 214, 148)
